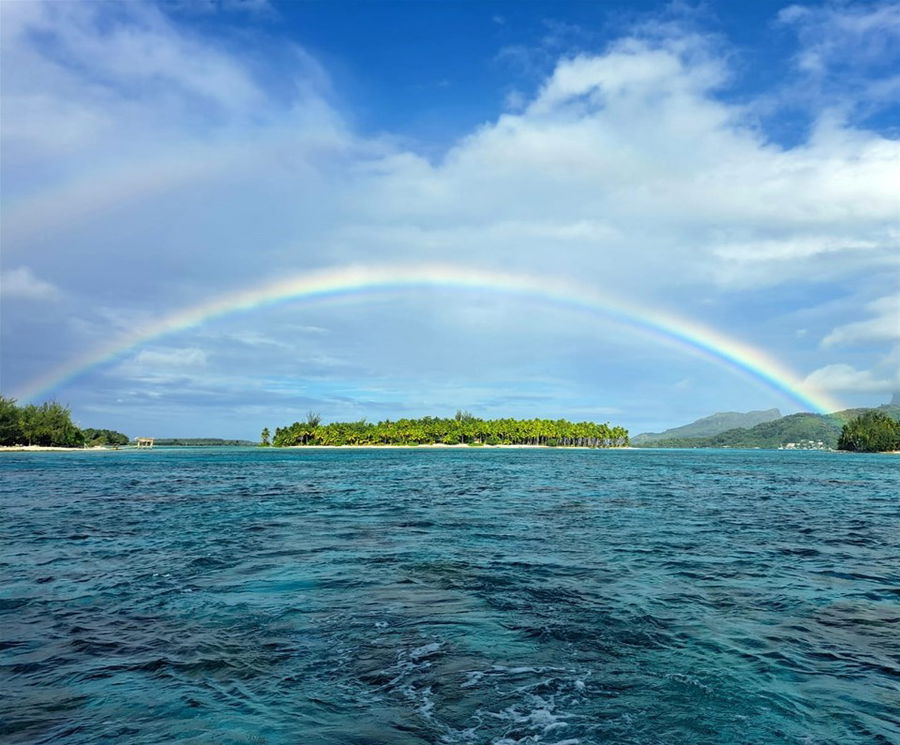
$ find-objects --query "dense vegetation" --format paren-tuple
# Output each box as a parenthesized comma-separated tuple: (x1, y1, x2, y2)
(838, 411, 900, 452)
(83, 428, 130, 447)
(272, 411, 628, 448)
(0, 396, 85, 447)
(634, 406, 900, 450)
(0, 396, 131, 448)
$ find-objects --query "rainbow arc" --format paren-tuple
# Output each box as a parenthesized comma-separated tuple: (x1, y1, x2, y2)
(13, 263, 843, 413)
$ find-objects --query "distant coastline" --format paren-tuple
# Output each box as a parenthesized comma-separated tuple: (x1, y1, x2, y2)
(3, 400, 898, 453)
(282, 443, 636, 450)
(0, 443, 636, 452)
(3, 444, 898, 454)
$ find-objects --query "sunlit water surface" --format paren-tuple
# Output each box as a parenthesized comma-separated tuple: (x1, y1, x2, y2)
(1, 447, 898, 744)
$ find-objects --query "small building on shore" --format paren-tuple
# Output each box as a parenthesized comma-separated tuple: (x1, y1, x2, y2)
(136, 437, 154, 448)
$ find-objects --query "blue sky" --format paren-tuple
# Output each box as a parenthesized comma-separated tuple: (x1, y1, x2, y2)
(1, 0, 898, 439)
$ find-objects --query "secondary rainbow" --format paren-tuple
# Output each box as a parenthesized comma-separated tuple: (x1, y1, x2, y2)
(12, 263, 843, 413)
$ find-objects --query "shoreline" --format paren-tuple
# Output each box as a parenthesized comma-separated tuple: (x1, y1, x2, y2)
(3, 444, 896, 453)
(283, 443, 634, 450)
(0, 445, 121, 452)
(0, 443, 634, 452)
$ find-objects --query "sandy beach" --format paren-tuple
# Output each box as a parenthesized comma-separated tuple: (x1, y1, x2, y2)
(0, 445, 118, 452)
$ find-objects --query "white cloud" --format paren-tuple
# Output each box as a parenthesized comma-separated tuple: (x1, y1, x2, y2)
(106, 347, 211, 391)
(503, 88, 526, 112)
(803, 362, 899, 393)
(5, 6, 898, 295)
(2, 2, 899, 420)
(2, 0, 265, 117)
(778, 3, 900, 75)
(529, 41, 726, 115)
(340, 37, 900, 293)
(714, 236, 881, 263)
(134, 347, 208, 368)
(175, 0, 275, 15)
(1, 0, 339, 209)
(777, 2, 900, 115)
(823, 296, 900, 347)
(0, 267, 61, 300)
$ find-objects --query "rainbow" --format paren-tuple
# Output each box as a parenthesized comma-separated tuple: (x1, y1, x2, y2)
(12, 263, 844, 413)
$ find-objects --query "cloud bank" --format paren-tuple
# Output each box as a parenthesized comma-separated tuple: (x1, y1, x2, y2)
(2, 0, 898, 436)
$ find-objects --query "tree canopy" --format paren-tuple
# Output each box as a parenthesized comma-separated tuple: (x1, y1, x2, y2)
(838, 411, 900, 453)
(0, 396, 21, 445)
(0, 397, 84, 447)
(0, 396, 128, 448)
(272, 414, 628, 448)
(82, 428, 130, 447)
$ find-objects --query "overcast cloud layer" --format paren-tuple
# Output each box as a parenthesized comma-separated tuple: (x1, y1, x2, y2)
(2, 1, 898, 438)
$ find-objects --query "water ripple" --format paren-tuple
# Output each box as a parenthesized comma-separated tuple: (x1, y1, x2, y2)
(1, 448, 898, 744)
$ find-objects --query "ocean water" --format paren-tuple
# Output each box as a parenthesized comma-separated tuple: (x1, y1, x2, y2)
(1, 448, 898, 745)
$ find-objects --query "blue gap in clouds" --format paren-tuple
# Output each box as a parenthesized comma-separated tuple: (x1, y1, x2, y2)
(166, 0, 820, 151)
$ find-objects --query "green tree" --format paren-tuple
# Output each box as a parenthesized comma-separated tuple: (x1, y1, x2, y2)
(0, 396, 23, 445)
(82, 428, 129, 446)
(18, 401, 84, 447)
(838, 411, 900, 452)
(260, 427, 270, 446)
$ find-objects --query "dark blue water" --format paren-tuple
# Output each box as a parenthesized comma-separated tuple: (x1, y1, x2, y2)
(1, 448, 898, 745)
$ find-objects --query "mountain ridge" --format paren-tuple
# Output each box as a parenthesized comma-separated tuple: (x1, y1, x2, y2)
(633, 404, 900, 449)
(632, 408, 782, 444)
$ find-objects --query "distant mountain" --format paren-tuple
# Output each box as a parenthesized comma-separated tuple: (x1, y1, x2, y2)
(634, 405, 900, 450)
(631, 408, 782, 444)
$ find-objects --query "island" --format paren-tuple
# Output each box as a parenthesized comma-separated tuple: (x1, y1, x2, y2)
(269, 411, 629, 448)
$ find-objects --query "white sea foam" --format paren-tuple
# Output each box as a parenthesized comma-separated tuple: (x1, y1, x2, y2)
(461, 670, 485, 688)
(409, 642, 442, 659)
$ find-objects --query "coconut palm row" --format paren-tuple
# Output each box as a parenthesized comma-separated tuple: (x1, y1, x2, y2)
(271, 411, 628, 448)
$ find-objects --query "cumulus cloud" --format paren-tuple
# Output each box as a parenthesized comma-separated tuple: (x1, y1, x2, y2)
(823, 296, 900, 347)
(803, 362, 899, 393)
(339, 36, 899, 293)
(5, 3, 898, 294)
(1, 267, 61, 300)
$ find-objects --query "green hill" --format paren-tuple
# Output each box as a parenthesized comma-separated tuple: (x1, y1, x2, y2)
(631, 408, 781, 444)
(635, 405, 900, 450)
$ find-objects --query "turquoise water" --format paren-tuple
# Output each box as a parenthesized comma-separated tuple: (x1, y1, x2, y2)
(1, 448, 898, 745)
